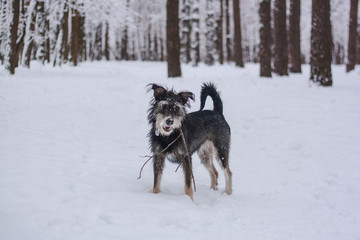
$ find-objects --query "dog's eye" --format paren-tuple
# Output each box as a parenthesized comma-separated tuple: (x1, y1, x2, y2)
(162, 104, 168, 110)
(174, 106, 180, 112)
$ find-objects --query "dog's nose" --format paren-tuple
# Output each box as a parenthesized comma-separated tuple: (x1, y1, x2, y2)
(166, 118, 174, 126)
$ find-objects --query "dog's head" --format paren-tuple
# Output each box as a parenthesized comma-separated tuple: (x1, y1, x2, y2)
(148, 84, 194, 136)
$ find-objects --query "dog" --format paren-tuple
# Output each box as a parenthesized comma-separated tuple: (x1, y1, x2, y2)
(147, 82, 232, 200)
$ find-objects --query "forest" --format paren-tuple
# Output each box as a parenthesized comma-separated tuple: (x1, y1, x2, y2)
(1, 1, 360, 239)
(0, 0, 359, 85)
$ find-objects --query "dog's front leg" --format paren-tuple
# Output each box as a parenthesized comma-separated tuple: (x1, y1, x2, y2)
(152, 153, 165, 194)
(181, 155, 194, 200)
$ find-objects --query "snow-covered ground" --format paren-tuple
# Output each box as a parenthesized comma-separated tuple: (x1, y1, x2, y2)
(1, 62, 359, 240)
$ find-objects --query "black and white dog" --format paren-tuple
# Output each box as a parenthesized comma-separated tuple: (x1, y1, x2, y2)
(147, 83, 232, 200)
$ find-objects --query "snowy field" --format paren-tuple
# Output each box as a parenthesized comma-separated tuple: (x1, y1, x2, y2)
(1, 62, 360, 240)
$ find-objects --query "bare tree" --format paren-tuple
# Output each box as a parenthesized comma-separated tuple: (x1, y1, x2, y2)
(310, 0, 333, 86)
(233, 0, 244, 67)
(273, 0, 288, 75)
(346, 0, 359, 72)
(259, 0, 272, 77)
(166, 0, 181, 77)
(289, 0, 301, 73)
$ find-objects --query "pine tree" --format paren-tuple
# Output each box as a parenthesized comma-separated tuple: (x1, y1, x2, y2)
(259, 0, 272, 77)
(166, 0, 181, 77)
(289, 0, 301, 73)
(346, 0, 359, 72)
(273, 0, 288, 75)
(310, 0, 333, 86)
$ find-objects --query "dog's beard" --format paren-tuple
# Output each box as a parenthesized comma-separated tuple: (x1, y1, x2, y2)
(155, 114, 183, 136)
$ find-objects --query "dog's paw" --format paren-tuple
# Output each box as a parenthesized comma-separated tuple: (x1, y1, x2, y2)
(151, 188, 161, 194)
(222, 189, 232, 195)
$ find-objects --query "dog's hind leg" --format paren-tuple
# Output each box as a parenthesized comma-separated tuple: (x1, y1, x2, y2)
(198, 141, 218, 190)
(215, 143, 232, 195)
(152, 154, 165, 194)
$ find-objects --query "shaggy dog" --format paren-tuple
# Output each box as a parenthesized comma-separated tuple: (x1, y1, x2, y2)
(147, 83, 232, 200)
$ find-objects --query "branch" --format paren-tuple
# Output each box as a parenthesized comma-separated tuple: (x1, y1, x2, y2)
(137, 155, 153, 179)
(137, 129, 197, 193)
(137, 133, 181, 179)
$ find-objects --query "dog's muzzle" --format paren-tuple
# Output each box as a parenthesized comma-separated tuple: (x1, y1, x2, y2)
(164, 117, 174, 132)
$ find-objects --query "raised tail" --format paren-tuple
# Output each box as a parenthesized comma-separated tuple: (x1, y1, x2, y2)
(199, 82, 223, 115)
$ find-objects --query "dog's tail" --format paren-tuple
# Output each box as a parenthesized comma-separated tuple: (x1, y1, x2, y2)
(200, 82, 223, 115)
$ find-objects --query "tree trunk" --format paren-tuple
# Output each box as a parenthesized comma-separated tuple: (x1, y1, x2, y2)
(15, 0, 27, 67)
(289, 0, 301, 73)
(334, 42, 344, 64)
(181, 0, 191, 63)
(71, 5, 80, 66)
(310, 0, 333, 86)
(154, 32, 159, 61)
(205, 0, 216, 65)
(61, 4, 69, 63)
(166, 0, 181, 77)
(190, 0, 200, 66)
(95, 23, 103, 60)
(121, 0, 129, 60)
(44, 11, 50, 64)
(79, 10, 86, 62)
(357, 23, 360, 64)
(273, 0, 288, 75)
(104, 22, 110, 60)
(233, 0, 244, 67)
(36, 0, 46, 64)
(346, 0, 359, 72)
(259, 0, 272, 77)
(8, 0, 20, 74)
(148, 24, 152, 60)
(160, 35, 164, 61)
(225, 0, 232, 62)
(217, 0, 224, 64)
(24, 1, 38, 68)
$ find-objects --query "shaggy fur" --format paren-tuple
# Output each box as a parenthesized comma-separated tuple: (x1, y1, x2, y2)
(147, 83, 232, 200)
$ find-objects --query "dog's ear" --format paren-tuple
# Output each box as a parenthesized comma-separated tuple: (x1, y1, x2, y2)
(178, 91, 195, 106)
(148, 84, 167, 100)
